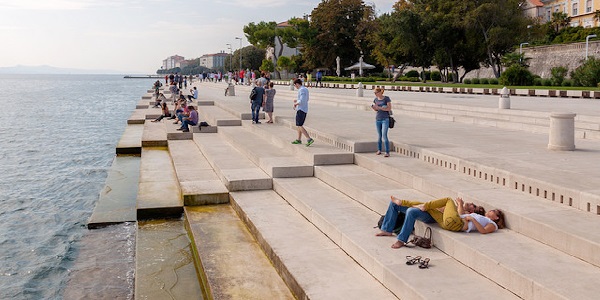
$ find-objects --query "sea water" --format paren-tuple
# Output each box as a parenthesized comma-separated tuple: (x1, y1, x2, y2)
(0, 74, 154, 299)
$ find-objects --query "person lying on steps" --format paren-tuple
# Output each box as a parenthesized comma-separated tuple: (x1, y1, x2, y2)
(377, 196, 503, 249)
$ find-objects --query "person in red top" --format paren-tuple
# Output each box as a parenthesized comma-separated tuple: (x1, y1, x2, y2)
(239, 69, 245, 85)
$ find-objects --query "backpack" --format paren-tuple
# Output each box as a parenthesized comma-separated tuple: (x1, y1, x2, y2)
(376, 211, 405, 234)
(249, 87, 257, 100)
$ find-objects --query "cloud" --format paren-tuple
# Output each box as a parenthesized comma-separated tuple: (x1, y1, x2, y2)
(0, 0, 149, 10)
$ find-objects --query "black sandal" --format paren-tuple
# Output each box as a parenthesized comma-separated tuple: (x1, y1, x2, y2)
(405, 256, 421, 265)
(419, 258, 430, 269)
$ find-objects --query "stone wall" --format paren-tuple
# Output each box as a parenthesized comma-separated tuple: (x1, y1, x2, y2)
(467, 40, 600, 79)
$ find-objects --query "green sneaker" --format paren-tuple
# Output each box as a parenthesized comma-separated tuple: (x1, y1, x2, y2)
(291, 139, 302, 144)
(306, 138, 314, 147)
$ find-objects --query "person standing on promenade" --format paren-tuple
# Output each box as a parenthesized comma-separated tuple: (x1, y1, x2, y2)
(316, 70, 323, 87)
(292, 78, 314, 146)
(371, 87, 392, 157)
(177, 105, 198, 132)
(169, 82, 179, 103)
(264, 81, 276, 123)
(250, 81, 265, 124)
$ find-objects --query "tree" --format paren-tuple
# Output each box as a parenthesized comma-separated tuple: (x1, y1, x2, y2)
(232, 46, 266, 71)
(244, 20, 303, 78)
(260, 59, 275, 73)
(463, 0, 530, 78)
(276, 56, 296, 78)
(550, 12, 571, 34)
(302, 0, 376, 74)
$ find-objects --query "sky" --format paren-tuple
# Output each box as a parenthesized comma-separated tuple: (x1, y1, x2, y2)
(0, 0, 394, 74)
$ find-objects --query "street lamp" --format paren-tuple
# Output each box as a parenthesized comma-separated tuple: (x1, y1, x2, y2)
(586, 34, 597, 59)
(226, 43, 232, 71)
(519, 42, 529, 63)
(235, 37, 242, 71)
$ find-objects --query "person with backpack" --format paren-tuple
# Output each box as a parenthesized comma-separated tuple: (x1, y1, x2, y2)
(249, 80, 265, 124)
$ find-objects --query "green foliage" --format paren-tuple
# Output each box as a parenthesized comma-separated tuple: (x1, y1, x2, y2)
(471, 78, 480, 84)
(405, 70, 419, 78)
(480, 78, 489, 84)
(489, 78, 499, 85)
(562, 79, 573, 86)
(570, 57, 600, 87)
(232, 45, 266, 71)
(260, 59, 275, 73)
(543, 78, 553, 86)
(499, 65, 534, 86)
(431, 71, 441, 81)
(463, 78, 471, 84)
(551, 66, 568, 86)
(533, 78, 542, 86)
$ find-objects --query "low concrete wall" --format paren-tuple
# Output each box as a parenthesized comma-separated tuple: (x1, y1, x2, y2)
(469, 40, 600, 79)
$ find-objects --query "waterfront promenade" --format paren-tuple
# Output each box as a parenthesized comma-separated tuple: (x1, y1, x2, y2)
(92, 79, 600, 299)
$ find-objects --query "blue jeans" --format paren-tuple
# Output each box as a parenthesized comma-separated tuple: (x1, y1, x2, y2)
(251, 101, 261, 122)
(376, 118, 390, 153)
(181, 119, 197, 130)
(381, 201, 435, 243)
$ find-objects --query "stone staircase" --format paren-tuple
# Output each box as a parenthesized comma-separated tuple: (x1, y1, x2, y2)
(95, 85, 600, 299)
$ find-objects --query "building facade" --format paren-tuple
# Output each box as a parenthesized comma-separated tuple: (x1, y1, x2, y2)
(162, 55, 185, 70)
(199, 52, 228, 70)
(540, 0, 600, 27)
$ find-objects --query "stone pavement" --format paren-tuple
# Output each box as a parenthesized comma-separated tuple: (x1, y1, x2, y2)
(92, 80, 600, 300)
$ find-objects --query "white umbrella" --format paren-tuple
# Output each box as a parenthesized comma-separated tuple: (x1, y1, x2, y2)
(344, 60, 376, 75)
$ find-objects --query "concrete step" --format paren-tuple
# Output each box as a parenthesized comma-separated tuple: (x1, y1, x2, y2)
(198, 105, 242, 126)
(88, 156, 139, 228)
(316, 159, 600, 269)
(270, 178, 518, 300)
(229, 190, 399, 300)
(134, 219, 202, 299)
(116, 124, 143, 155)
(127, 109, 146, 124)
(218, 126, 314, 178)
(184, 205, 294, 299)
(136, 147, 182, 219)
(168, 140, 228, 205)
(141, 120, 167, 147)
(243, 122, 354, 166)
(192, 133, 271, 191)
(165, 119, 193, 140)
(309, 165, 600, 299)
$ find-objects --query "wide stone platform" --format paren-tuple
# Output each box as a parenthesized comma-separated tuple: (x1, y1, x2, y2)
(93, 80, 600, 299)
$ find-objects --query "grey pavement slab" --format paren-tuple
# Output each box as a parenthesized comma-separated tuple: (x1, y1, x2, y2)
(88, 156, 139, 228)
(141, 120, 167, 147)
(197, 105, 242, 126)
(135, 219, 202, 300)
(116, 124, 143, 155)
(192, 133, 272, 191)
(230, 190, 399, 300)
(136, 147, 182, 219)
(185, 205, 294, 300)
(218, 126, 313, 178)
(168, 140, 228, 205)
(127, 108, 146, 124)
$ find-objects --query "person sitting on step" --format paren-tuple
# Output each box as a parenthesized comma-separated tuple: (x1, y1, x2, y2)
(177, 105, 198, 132)
(151, 102, 171, 122)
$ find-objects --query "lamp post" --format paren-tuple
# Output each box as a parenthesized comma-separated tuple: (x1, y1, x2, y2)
(235, 37, 242, 71)
(519, 42, 529, 63)
(586, 34, 597, 59)
(226, 43, 232, 71)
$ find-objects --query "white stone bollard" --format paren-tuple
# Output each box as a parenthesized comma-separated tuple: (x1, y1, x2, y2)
(290, 79, 295, 91)
(499, 86, 510, 109)
(548, 112, 576, 151)
(357, 82, 364, 97)
(226, 83, 235, 96)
